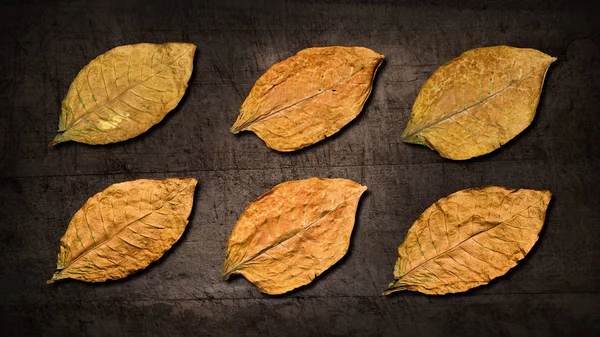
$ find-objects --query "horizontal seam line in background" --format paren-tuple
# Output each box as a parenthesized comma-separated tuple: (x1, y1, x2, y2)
(4, 291, 600, 305)
(0, 160, 548, 179)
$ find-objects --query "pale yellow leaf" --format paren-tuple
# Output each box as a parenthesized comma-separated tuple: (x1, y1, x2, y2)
(51, 42, 196, 145)
(384, 186, 551, 295)
(402, 46, 556, 160)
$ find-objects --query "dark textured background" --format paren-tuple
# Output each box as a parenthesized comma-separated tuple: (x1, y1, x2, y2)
(1, 0, 599, 336)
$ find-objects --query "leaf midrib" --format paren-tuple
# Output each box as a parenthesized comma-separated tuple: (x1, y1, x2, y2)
(223, 189, 364, 278)
(62, 45, 194, 133)
(402, 69, 535, 140)
(390, 195, 546, 287)
(232, 67, 368, 132)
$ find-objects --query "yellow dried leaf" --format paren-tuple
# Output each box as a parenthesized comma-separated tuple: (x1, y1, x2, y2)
(51, 42, 196, 145)
(48, 178, 197, 283)
(223, 178, 367, 294)
(402, 46, 556, 160)
(231, 46, 384, 152)
(384, 186, 551, 295)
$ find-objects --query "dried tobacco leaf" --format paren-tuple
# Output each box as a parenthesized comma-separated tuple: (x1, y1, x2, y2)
(51, 42, 195, 145)
(48, 178, 197, 283)
(384, 186, 551, 295)
(402, 46, 556, 160)
(231, 46, 384, 152)
(223, 178, 367, 294)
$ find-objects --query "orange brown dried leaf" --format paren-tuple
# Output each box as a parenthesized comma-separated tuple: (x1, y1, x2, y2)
(232, 46, 384, 152)
(48, 178, 197, 283)
(223, 178, 367, 294)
